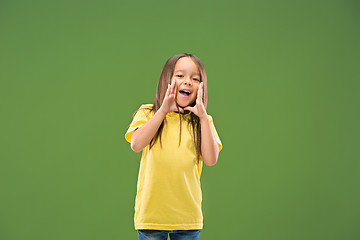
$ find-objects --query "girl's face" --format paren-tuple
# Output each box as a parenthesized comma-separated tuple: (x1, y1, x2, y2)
(172, 57, 201, 108)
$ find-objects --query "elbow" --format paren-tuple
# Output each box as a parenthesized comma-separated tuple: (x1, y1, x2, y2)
(130, 132, 142, 152)
(204, 156, 218, 166)
(205, 160, 217, 166)
(130, 137, 143, 152)
(204, 148, 219, 166)
(131, 141, 142, 152)
(206, 161, 217, 167)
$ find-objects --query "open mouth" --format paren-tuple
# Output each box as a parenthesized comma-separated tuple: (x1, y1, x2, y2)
(179, 90, 191, 97)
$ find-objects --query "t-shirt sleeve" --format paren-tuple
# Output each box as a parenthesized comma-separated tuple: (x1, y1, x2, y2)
(125, 105, 152, 143)
(208, 115, 223, 152)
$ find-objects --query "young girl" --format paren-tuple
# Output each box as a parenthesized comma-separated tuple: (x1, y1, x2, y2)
(125, 53, 222, 240)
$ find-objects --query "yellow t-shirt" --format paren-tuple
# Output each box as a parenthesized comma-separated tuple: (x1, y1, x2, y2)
(125, 104, 222, 230)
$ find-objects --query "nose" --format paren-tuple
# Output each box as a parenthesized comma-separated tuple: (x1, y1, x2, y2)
(184, 78, 192, 86)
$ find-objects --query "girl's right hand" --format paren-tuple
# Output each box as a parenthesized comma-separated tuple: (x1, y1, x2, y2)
(159, 78, 184, 114)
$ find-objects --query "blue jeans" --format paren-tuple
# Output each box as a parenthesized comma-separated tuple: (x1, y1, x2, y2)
(138, 229, 201, 240)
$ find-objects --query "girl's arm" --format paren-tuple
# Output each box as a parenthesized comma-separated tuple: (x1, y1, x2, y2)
(184, 82, 220, 166)
(200, 116, 219, 166)
(131, 79, 182, 152)
(131, 108, 166, 152)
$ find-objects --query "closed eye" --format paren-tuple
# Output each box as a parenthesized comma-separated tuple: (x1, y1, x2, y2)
(193, 78, 200, 81)
(176, 75, 183, 78)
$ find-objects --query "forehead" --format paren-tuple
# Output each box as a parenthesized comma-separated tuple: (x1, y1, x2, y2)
(174, 57, 200, 74)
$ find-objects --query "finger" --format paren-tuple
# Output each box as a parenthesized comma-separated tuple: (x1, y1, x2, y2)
(184, 106, 194, 112)
(196, 84, 201, 101)
(199, 82, 203, 100)
(172, 79, 177, 96)
(177, 105, 184, 113)
(173, 79, 178, 96)
(166, 84, 171, 96)
(169, 79, 174, 95)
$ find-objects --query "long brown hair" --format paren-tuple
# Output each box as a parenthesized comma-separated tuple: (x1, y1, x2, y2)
(136, 53, 208, 164)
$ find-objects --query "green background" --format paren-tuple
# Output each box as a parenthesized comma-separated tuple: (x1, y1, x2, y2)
(1, 0, 359, 239)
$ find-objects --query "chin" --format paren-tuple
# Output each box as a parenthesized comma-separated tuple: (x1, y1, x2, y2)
(177, 103, 187, 108)
(177, 101, 195, 108)
(176, 100, 186, 108)
(176, 96, 196, 108)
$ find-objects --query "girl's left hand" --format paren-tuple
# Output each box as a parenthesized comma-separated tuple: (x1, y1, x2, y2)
(184, 82, 207, 119)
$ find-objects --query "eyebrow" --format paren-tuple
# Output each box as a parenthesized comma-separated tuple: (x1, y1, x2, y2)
(174, 70, 200, 75)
